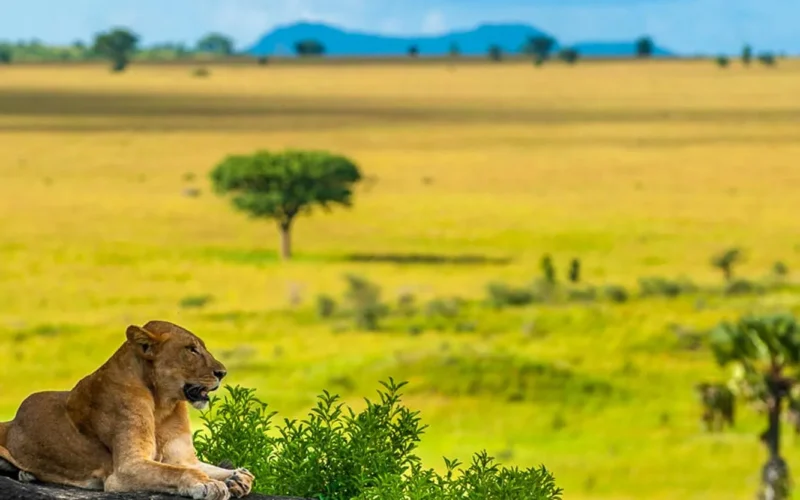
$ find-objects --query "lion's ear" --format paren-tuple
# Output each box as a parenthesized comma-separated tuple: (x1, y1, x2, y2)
(126, 325, 163, 359)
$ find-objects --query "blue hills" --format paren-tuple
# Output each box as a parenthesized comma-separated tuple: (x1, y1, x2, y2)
(246, 22, 675, 58)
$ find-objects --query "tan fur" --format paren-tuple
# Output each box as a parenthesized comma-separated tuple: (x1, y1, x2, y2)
(0, 320, 254, 500)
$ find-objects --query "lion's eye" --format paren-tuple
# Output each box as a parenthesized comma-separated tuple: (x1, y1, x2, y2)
(187, 345, 199, 355)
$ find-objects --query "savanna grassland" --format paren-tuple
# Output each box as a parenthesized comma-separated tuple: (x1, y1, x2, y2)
(2, 59, 800, 499)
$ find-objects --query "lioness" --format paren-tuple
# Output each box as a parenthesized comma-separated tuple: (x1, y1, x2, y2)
(0, 320, 253, 500)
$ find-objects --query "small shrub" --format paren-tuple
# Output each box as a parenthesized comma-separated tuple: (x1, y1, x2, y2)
(258, 56, 269, 65)
(179, 294, 213, 309)
(558, 48, 579, 64)
(638, 277, 697, 298)
(716, 56, 730, 68)
(541, 254, 556, 285)
(566, 286, 597, 303)
(568, 258, 581, 283)
(486, 282, 535, 308)
(724, 279, 764, 296)
(425, 297, 464, 318)
(193, 67, 210, 78)
(343, 274, 388, 331)
(773, 261, 789, 278)
(316, 294, 336, 319)
(488, 45, 503, 62)
(603, 285, 629, 303)
(397, 292, 416, 317)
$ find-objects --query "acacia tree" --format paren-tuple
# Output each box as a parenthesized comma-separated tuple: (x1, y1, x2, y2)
(635, 36, 654, 58)
(196, 33, 234, 55)
(210, 150, 362, 260)
(523, 35, 556, 64)
(710, 314, 800, 500)
(711, 247, 742, 282)
(92, 28, 139, 72)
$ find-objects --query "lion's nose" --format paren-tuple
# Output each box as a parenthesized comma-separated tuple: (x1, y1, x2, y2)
(214, 370, 227, 381)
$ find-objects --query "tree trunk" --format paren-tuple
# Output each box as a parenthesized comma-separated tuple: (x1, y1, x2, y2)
(279, 220, 292, 260)
(758, 377, 791, 500)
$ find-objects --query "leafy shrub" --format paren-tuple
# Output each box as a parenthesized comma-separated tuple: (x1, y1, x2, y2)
(194, 381, 562, 500)
(724, 279, 765, 296)
(568, 258, 581, 283)
(397, 292, 416, 317)
(486, 282, 536, 308)
(343, 274, 388, 331)
(193, 67, 210, 77)
(566, 286, 597, 303)
(425, 297, 464, 318)
(638, 277, 697, 298)
(179, 294, 213, 309)
(773, 261, 789, 278)
(603, 285, 629, 303)
(541, 254, 556, 285)
(316, 294, 336, 319)
(716, 56, 730, 68)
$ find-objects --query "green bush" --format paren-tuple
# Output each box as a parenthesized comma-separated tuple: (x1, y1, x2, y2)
(540, 254, 556, 285)
(194, 381, 562, 500)
(603, 285, 629, 303)
(179, 294, 213, 309)
(568, 258, 581, 283)
(724, 279, 765, 296)
(638, 277, 697, 298)
(193, 67, 210, 77)
(486, 282, 536, 308)
(315, 294, 336, 319)
(343, 274, 388, 330)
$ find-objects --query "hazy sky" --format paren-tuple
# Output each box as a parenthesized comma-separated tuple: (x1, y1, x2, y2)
(0, 0, 796, 55)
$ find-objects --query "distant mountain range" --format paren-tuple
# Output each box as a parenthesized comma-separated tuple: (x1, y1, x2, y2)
(246, 22, 675, 58)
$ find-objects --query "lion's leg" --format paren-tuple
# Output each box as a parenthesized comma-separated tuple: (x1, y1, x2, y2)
(105, 459, 229, 500)
(160, 435, 253, 498)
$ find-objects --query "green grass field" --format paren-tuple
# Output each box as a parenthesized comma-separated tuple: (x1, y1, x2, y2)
(2, 60, 800, 499)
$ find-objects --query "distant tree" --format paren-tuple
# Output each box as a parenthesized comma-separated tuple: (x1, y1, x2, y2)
(0, 46, 11, 64)
(635, 36, 654, 58)
(558, 47, 579, 64)
(710, 314, 800, 500)
(742, 44, 753, 65)
(92, 28, 139, 72)
(523, 35, 556, 64)
(449, 42, 460, 58)
(210, 150, 362, 260)
(258, 56, 269, 66)
(408, 45, 419, 57)
(758, 52, 777, 66)
(711, 247, 742, 283)
(488, 45, 503, 62)
(196, 33, 234, 55)
(716, 55, 730, 68)
(294, 39, 325, 57)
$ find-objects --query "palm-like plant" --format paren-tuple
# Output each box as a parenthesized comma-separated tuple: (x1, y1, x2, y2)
(710, 314, 800, 499)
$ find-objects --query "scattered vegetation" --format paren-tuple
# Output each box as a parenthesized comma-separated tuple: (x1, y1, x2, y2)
(179, 294, 214, 309)
(194, 381, 562, 500)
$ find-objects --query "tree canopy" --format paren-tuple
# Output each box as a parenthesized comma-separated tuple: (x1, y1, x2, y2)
(92, 28, 139, 71)
(635, 36, 654, 58)
(523, 35, 557, 63)
(196, 33, 234, 55)
(294, 39, 325, 57)
(210, 150, 362, 260)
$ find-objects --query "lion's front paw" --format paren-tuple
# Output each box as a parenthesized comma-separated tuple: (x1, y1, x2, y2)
(185, 479, 231, 500)
(225, 468, 254, 498)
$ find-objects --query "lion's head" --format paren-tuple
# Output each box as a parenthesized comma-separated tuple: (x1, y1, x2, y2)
(125, 320, 227, 410)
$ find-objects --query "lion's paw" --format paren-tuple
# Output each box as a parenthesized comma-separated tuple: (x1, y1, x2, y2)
(185, 479, 231, 500)
(225, 468, 254, 498)
(18, 471, 37, 483)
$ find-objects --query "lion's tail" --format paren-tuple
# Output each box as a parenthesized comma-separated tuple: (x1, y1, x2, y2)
(0, 421, 23, 474)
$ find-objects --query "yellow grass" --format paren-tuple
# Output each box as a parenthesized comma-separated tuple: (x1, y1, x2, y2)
(2, 60, 800, 499)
